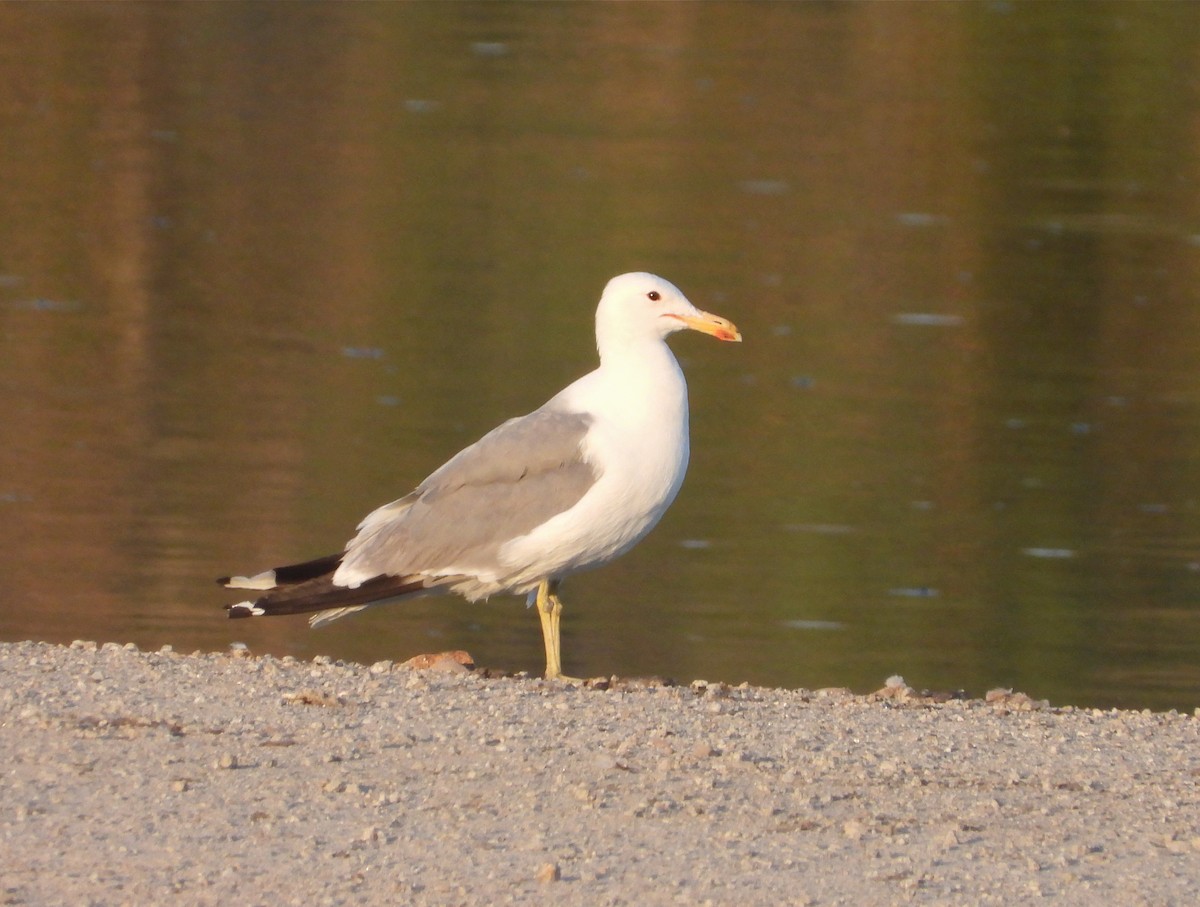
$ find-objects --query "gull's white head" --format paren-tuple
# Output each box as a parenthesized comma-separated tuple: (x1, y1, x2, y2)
(595, 272, 741, 356)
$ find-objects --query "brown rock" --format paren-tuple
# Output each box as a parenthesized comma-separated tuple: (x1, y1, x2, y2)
(400, 650, 475, 673)
(535, 862, 561, 883)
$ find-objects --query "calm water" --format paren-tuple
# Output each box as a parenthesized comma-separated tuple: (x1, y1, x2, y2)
(3, 2, 1200, 710)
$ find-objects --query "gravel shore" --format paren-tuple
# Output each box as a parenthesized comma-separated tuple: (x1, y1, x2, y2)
(2, 640, 1198, 906)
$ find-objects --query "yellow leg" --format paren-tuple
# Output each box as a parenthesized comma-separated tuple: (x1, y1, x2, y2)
(535, 579, 579, 681)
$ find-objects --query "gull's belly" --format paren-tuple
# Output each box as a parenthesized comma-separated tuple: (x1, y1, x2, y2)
(498, 417, 689, 584)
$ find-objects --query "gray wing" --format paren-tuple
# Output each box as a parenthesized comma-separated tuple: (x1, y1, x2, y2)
(338, 409, 599, 582)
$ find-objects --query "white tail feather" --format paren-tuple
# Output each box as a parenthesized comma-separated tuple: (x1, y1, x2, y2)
(309, 605, 369, 628)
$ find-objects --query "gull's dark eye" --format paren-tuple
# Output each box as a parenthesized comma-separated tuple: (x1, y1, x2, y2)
(647, 291, 661, 301)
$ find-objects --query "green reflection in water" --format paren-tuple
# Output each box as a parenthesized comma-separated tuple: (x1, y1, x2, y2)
(1, 1, 1199, 710)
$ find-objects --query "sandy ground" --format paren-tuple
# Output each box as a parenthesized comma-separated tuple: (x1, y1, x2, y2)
(1, 640, 1198, 906)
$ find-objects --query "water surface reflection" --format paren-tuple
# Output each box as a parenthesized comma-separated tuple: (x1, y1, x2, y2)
(2, 2, 1199, 710)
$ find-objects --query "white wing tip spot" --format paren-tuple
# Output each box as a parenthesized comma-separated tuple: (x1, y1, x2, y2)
(224, 570, 279, 590)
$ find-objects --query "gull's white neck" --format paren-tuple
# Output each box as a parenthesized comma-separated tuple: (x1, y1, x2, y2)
(589, 333, 689, 428)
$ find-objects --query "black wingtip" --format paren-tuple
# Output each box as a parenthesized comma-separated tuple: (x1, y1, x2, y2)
(216, 576, 232, 587)
(225, 603, 255, 619)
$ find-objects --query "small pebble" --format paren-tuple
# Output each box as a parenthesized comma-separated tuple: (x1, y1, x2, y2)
(591, 753, 619, 772)
(535, 862, 561, 883)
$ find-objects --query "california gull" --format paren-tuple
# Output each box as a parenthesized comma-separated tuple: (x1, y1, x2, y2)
(221, 272, 741, 679)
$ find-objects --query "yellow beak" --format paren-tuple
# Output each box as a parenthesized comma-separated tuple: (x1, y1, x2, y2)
(672, 310, 742, 343)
